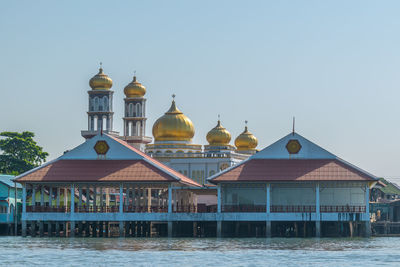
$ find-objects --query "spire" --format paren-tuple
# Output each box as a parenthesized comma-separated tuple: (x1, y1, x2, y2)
(99, 62, 103, 73)
(245, 120, 248, 132)
(292, 117, 295, 136)
(133, 70, 137, 82)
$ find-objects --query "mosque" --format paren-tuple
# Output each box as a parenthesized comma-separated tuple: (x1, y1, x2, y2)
(81, 66, 258, 185)
(13, 66, 377, 238)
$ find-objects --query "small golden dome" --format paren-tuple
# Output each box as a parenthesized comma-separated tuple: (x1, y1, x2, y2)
(206, 120, 231, 146)
(235, 125, 258, 151)
(124, 76, 146, 97)
(89, 67, 113, 90)
(152, 99, 195, 142)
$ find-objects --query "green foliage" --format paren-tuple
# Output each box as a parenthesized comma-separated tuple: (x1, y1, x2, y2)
(0, 131, 48, 175)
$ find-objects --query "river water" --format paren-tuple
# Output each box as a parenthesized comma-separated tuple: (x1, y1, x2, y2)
(0, 237, 399, 266)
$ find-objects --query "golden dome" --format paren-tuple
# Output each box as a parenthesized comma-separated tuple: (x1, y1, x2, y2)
(124, 76, 146, 97)
(235, 125, 258, 151)
(152, 99, 195, 142)
(89, 67, 113, 90)
(206, 120, 231, 146)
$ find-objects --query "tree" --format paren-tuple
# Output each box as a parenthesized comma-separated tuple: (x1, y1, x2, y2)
(0, 131, 49, 175)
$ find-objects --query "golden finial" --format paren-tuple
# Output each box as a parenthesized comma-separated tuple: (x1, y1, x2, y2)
(172, 94, 176, 100)
(99, 62, 103, 72)
(133, 70, 137, 82)
(245, 120, 248, 131)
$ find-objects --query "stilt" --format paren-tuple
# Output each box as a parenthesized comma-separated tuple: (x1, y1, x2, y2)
(70, 221, 75, 237)
(168, 221, 173, 238)
(31, 221, 36, 237)
(349, 221, 354, 238)
(48, 222, 52, 237)
(119, 221, 124, 237)
(55, 222, 60, 237)
(39, 221, 44, 237)
(193, 222, 197, 237)
(303, 222, 307, 237)
(99, 222, 103, 237)
(63, 222, 67, 237)
(105, 222, 109, 237)
(125, 222, 130, 237)
(85, 222, 90, 237)
(315, 221, 321, 238)
(235, 222, 240, 237)
(78, 222, 83, 237)
(22, 221, 27, 237)
(294, 222, 298, 237)
(266, 221, 271, 238)
(217, 221, 222, 238)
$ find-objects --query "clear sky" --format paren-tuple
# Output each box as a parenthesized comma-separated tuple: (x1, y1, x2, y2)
(1, 1, 400, 182)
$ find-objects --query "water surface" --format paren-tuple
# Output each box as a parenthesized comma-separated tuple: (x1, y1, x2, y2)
(1, 237, 399, 266)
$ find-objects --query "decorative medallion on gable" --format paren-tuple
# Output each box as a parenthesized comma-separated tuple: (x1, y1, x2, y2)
(94, 140, 110, 155)
(286, 139, 302, 154)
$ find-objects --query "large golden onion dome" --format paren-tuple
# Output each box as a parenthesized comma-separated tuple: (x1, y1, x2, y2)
(206, 120, 231, 146)
(152, 99, 195, 142)
(124, 76, 146, 97)
(235, 125, 258, 151)
(89, 66, 113, 90)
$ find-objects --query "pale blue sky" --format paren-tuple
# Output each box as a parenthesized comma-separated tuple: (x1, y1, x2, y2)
(1, 1, 400, 182)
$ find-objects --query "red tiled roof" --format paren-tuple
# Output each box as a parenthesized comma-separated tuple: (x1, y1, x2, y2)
(16, 160, 179, 183)
(210, 159, 375, 183)
(108, 135, 200, 187)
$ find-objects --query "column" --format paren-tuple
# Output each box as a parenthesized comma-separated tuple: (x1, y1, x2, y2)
(315, 183, 321, 237)
(70, 183, 75, 237)
(365, 183, 371, 237)
(147, 188, 152, 212)
(86, 186, 90, 212)
(119, 183, 124, 237)
(39, 186, 44, 236)
(266, 183, 271, 238)
(32, 186, 36, 210)
(217, 184, 222, 238)
(168, 185, 172, 238)
(49, 187, 53, 209)
(22, 184, 27, 237)
(78, 187, 82, 212)
(93, 186, 97, 211)
(56, 188, 60, 208)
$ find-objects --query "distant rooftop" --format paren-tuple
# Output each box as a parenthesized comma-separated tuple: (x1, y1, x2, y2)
(0, 174, 22, 188)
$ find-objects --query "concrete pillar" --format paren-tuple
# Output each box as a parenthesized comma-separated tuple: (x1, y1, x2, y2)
(266, 221, 271, 238)
(168, 185, 172, 213)
(70, 221, 75, 237)
(48, 222, 52, 237)
(217, 221, 222, 238)
(168, 221, 173, 238)
(266, 183, 271, 238)
(32, 186, 36, 209)
(55, 222, 60, 237)
(316, 221, 321, 238)
(365, 221, 371, 237)
(39, 221, 44, 237)
(22, 220, 27, 237)
(217, 184, 221, 213)
(49, 187, 53, 208)
(315, 183, 320, 237)
(56, 188, 60, 208)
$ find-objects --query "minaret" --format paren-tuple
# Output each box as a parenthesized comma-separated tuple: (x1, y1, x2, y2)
(120, 74, 152, 151)
(81, 64, 119, 139)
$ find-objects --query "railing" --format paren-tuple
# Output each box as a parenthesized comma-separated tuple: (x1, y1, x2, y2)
(172, 204, 197, 213)
(75, 206, 119, 213)
(124, 205, 168, 213)
(271, 205, 316, 213)
(197, 204, 217, 213)
(320, 205, 366, 213)
(26, 206, 70, 213)
(222, 205, 267, 213)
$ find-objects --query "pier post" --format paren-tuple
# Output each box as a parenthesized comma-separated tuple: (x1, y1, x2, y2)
(70, 221, 75, 237)
(22, 220, 27, 237)
(217, 221, 222, 238)
(168, 221, 173, 238)
(266, 221, 271, 238)
(39, 221, 44, 237)
(55, 222, 60, 237)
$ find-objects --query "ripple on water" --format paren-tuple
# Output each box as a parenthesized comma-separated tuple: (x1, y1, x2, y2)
(0, 237, 399, 267)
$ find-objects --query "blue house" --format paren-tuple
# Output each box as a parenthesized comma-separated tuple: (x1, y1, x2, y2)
(0, 175, 22, 234)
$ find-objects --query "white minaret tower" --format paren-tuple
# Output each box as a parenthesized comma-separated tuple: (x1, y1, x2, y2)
(120, 73, 152, 151)
(81, 64, 119, 139)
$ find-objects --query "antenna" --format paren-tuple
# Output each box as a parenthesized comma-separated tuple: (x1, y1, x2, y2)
(292, 117, 295, 135)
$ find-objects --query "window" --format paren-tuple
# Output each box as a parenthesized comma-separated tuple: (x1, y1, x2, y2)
(103, 97, 108, 111)
(129, 103, 134, 117)
(136, 103, 142, 117)
(94, 97, 99, 111)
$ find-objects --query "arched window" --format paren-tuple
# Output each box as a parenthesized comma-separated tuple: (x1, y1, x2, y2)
(129, 103, 134, 117)
(136, 103, 141, 117)
(103, 97, 108, 111)
(90, 98, 94, 111)
(94, 97, 99, 111)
